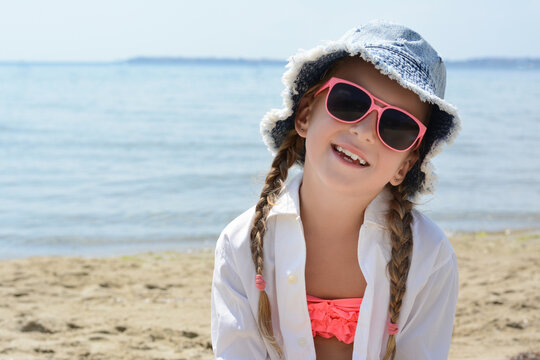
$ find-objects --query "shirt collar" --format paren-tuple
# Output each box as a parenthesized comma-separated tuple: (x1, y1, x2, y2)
(267, 170, 392, 228)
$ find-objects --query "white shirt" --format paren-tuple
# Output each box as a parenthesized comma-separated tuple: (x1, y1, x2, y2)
(211, 172, 459, 359)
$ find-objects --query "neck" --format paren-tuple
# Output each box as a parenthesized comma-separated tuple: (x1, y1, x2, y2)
(298, 171, 381, 241)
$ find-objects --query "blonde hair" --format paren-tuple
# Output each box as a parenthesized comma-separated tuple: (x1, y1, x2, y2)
(249, 129, 304, 358)
(250, 58, 419, 359)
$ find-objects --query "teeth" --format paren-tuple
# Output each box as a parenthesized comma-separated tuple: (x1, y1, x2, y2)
(336, 145, 367, 165)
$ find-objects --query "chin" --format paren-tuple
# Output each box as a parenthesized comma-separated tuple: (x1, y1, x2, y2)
(315, 170, 380, 198)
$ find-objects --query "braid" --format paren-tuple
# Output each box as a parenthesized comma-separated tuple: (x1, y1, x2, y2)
(382, 183, 415, 360)
(250, 129, 304, 358)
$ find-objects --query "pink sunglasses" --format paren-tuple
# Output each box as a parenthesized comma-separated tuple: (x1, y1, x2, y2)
(315, 77, 427, 152)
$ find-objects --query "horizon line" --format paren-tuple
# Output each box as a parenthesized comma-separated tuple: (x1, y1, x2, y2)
(0, 56, 539, 66)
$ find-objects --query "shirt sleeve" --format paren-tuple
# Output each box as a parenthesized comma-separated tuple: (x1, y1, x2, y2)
(211, 230, 269, 359)
(396, 253, 459, 360)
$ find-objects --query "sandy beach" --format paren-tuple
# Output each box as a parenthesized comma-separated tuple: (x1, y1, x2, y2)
(1, 229, 539, 360)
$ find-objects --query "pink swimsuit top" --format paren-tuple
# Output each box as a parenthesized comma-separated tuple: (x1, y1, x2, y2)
(306, 294, 363, 344)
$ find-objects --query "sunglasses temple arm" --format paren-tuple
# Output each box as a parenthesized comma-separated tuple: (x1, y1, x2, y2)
(411, 137, 423, 151)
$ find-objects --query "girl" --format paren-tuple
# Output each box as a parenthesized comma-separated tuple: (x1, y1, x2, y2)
(211, 20, 460, 360)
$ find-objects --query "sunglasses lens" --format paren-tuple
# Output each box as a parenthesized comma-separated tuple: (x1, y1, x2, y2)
(379, 109, 420, 151)
(327, 83, 371, 122)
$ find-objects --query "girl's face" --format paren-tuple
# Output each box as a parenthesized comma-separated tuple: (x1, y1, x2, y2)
(295, 57, 431, 197)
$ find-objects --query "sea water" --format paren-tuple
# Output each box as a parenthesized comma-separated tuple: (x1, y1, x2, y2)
(0, 63, 538, 258)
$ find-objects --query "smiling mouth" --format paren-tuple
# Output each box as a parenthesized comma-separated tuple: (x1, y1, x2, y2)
(332, 144, 370, 167)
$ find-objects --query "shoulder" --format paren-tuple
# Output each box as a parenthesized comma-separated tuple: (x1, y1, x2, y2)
(217, 205, 257, 253)
(213, 206, 259, 286)
(221, 206, 257, 240)
(410, 209, 456, 276)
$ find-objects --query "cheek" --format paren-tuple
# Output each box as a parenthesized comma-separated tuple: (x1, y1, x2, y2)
(308, 105, 344, 135)
(303, 120, 338, 164)
(384, 153, 414, 175)
(306, 113, 331, 140)
(306, 121, 341, 154)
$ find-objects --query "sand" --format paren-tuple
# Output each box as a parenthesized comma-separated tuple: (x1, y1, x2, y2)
(0, 229, 538, 360)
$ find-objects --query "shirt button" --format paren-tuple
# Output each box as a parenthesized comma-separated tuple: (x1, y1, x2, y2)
(287, 274, 297, 284)
(297, 337, 307, 347)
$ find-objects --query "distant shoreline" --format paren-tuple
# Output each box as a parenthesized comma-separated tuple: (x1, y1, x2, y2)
(0, 56, 539, 69)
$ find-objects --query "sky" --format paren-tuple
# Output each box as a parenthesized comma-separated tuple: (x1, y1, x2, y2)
(1, 0, 539, 62)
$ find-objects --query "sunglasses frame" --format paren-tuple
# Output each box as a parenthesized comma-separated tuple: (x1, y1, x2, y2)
(315, 77, 427, 152)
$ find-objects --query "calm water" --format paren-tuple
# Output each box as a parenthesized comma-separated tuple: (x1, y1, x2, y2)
(0, 63, 539, 259)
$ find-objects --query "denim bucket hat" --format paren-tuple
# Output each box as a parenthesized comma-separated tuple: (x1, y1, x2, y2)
(260, 19, 461, 197)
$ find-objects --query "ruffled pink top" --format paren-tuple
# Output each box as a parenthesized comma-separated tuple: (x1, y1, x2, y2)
(307, 294, 363, 344)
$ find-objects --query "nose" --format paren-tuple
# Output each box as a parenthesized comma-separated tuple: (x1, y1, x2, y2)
(349, 109, 379, 144)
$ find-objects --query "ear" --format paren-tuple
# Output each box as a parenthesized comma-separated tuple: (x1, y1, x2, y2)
(390, 150, 419, 186)
(294, 96, 313, 138)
